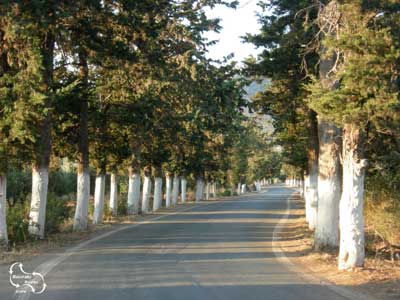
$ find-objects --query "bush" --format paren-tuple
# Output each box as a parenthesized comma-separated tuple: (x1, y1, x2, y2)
(6, 201, 31, 246)
(45, 193, 73, 234)
(48, 171, 76, 197)
(6, 168, 31, 206)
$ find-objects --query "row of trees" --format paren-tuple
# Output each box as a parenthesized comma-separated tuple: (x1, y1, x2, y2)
(246, 0, 399, 270)
(0, 0, 262, 247)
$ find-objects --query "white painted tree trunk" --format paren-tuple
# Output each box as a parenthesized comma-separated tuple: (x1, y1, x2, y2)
(141, 174, 152, 213)
(0, 174, 8, 246)
(109, 173, 118, 216)
(93, 173, 106, 224)
(212, 182, 217, 198)
(338, 124, 367, 270)
(127, 172, 141, 214)
(315, 120, 341, 248)
(165, 174, 172, 207)
(304, 174, 311, 223)
(181, 177, 187, 203)
(308, 163, 319, 231)
(29, 167, 49, 237)
(73, 169, 90, 231)
(153, 177, 162, 211)
(237, 183, 241, 195)
(205, 182, 210, 200)
(195, 178, 204, 202)
(241, 184, 246, 194)
(172, 175, 180, 205)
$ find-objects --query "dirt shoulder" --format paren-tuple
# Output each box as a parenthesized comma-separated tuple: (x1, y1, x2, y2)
(276, 197, 400, 300)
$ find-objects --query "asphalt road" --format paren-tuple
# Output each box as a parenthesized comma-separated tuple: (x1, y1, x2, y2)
(1, 186, 352, 300)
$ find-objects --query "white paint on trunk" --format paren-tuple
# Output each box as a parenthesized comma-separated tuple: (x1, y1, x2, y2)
(172, 175, 180, 205)
(181, 177, 187, 203)
(315, 120, 341, 249)
(304, 175, 311, 223)
(93, 173, 106, 224)
(127, 173, 141, 214)
(73, 169, 90, 231)
(338, 124, 366, 270)
(195, 178, 204, 202)
(141, 175, 152, 213)
(29, 167, 49, 238)
(109, 173, 118, 216)
(241, 184, 246, 194)
(165, 175, 172, 207)
(308, 165, 319, 230)
(237, 183, 241, 195)
(153, 177, 162, 211)
(212, 182, 217, 198)
(205, 182, 210, 200)
(0, 174, 8, 246)
(315, 177, 340, 247)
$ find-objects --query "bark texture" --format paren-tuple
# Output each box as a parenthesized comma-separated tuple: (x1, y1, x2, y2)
(306, 110, 319, 230)
(74, 50, 90, 231)
(338, 124, 367, 270)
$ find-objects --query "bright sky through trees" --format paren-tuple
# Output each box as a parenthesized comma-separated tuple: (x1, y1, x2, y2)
(204, 0, 263, 63)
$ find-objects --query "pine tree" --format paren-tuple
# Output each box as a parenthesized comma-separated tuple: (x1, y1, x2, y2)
(306, 0, 400, 269)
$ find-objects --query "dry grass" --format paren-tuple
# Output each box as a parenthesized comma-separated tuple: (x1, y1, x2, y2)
(276, 199, 400, 300)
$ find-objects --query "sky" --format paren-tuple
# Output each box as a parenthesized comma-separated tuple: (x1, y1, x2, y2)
(204, 0, 264, 63)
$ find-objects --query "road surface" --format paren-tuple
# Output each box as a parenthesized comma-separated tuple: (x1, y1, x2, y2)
(1, 186, 355, 300)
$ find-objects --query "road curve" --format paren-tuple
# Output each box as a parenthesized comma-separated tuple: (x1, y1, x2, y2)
(2, 186, 351, 300)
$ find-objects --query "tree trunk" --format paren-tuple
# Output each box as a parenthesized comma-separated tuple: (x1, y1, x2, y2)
(212, 182, 217, 198)
(181, 176, 187, 203)
(195, 177, 204, 202)
(165, 172, 172, 208)
(73, 50, 90, 232)
(172, 174, 180, 205)
(127, 147, 140, 214)
(141, 167, 151, 213)
(109, 172, 118, 216)
(205, 181, 210, 200)
(237, 182, 241, 195)
(153, 167, 162, 211)
(338, 124, 367, 270)
(0, 173, 8, 246)
(127, 167, 140, 214)
(29, 32, 54, 238)
(93, 170, 106, 224)
(29, 167, 49, 238)
(315, 119, 342, 249)
(306, 109, 319, 231)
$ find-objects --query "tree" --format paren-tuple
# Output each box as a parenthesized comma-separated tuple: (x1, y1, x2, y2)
(244, 0, 320, 229)
(306, 0, 400, 269)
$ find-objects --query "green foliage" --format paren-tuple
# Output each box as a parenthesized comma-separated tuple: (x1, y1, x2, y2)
(306, 2, 400, 127)
(45, 193, 73, 234)
(6, 201, 30, 246)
